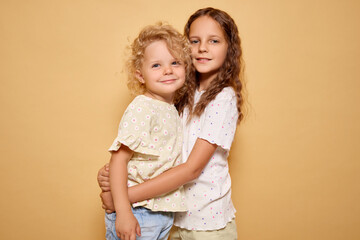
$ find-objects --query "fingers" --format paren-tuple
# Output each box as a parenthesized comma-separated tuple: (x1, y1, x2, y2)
(97, 166, 110, 190)
(118, 233, 132, 240)
(98, 174, 110, 190)
(100, 192, 115, 212)
(97, 170, 109, 181)
(100, 186, 110, 192)
(119, 233, 125, 240)
(101, 187, 110, 192)
(101, 168, 110, 177)
(99, 177, 109, 184)
(136, 224, 141, 236)
(97, 164, 110, 180)
(100, 183, 110, 192)
(117, 230, 124, 240)
(97, 164, 110, 191)
(102, 204, 113, 212)
(101, 164, 110, 175)
(98, 173, 110, 181)
(99, 181, 110, 191)
(98, 178, 109, 187)
(117, 229, 137, 240)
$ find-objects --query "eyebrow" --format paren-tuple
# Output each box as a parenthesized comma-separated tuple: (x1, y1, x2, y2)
(189, 35, 222, 38)
(148, 58, 177, 64)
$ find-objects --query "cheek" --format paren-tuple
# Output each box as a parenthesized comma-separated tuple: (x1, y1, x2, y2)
(179, 68, 186, 79)
(190, 46, 197, 56)
(219, 47, 228, 63)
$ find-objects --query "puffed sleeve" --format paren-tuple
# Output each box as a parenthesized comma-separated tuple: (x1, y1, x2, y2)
(108, 98, 159, 156)
(198, 88, 238, 151)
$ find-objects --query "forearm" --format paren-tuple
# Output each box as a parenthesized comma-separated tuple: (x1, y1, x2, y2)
(128, 138, 217, 203)
(128, 162, 193, 203)
(109, 146, 133, 213)
(110, 159, 131, 213)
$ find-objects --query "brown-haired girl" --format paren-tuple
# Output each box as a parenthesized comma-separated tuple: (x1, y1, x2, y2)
(99, 8, 245, 239)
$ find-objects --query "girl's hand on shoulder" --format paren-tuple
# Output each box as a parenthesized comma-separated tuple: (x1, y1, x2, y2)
(97, 163, 110, 191)
(115, 211, 141, 240)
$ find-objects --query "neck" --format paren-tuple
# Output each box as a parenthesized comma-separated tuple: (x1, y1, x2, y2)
(198, 71, 218, 91)
(144, 91, 174, 104)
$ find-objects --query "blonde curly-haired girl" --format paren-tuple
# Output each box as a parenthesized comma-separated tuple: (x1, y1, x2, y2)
(105, 22, 192, 240)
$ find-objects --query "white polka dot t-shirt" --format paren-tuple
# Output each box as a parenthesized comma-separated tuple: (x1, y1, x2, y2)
(174, 87, 238, 230)
(109, 95, 186, 212)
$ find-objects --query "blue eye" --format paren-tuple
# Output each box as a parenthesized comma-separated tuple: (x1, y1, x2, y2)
(152, 63, 160, 68)
(190, 39, 199, 44)
(210, 39, 219, 44)
(172, 61, 181, 65)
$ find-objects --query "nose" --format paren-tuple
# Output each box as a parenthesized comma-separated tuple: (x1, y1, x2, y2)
(164, 65, 173, 75)
(198, 41, 208, 53)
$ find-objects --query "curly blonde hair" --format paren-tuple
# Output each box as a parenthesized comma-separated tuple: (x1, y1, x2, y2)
(126, 23, 194, 105)
(177, 8, 246, 124)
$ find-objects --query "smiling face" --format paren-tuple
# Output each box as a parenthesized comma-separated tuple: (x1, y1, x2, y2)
(189, 16, 228, 82)
(136, 40, 186, 103)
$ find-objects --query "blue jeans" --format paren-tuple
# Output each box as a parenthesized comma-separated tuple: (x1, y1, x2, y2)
(105, 207, 174, 240)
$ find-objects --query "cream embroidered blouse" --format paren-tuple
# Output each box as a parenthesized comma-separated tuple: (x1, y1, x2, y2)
(109, 95, 186, 212)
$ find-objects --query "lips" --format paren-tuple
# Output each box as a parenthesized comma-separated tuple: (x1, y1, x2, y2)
(160, 79, 177, 84)
(195, 57, 211, 63)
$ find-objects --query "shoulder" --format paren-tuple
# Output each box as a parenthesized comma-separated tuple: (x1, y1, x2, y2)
(203, 87, 237, 115)
(129, 95, 148, 106)
(121, 96, 155, 121)
(213, 87, 236, 102)
(127, 95, 153, 111)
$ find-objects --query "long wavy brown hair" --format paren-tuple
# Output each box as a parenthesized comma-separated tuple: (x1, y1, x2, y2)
(176, 7, 246, 124)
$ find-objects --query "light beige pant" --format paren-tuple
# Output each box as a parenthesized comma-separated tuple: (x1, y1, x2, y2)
(169, 219, 237, 240)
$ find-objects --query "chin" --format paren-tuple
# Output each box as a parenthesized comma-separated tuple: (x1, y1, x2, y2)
(196, 68, 213, 74)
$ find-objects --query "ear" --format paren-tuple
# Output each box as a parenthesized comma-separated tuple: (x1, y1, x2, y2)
(135, 70, 145, 84)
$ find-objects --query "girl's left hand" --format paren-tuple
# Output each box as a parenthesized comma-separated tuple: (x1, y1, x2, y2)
(98, 163, 110, 191)
(100, 191, 115, 213)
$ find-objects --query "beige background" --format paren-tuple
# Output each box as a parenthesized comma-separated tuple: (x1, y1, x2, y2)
(1, 0, 359, 239)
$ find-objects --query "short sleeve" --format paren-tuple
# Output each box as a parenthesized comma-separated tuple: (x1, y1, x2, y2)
(108, 100, 159, 156)
(198, 89, 238, 151)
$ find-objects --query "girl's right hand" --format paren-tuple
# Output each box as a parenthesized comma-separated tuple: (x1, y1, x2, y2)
(98, 163, 110, 192)
(115, 211, 141, 240)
